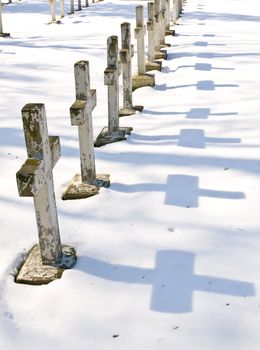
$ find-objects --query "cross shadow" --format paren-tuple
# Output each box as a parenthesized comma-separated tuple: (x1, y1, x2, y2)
(193, 41, 226, 47)
(165, 175, 245, 207)
(157, 80, 239, 91)
(110, 175, 245, 208)
(167, 63, 234, 73)
(76, 250, 255, 313)
(128, 129, 241, 149)
(186, 108, 238, 119)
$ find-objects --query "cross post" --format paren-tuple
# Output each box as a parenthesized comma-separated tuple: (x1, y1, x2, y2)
(95, 36, 133, 147)
(119, 22, 144, 117)
(70, 0, 74, 14)
(0, 0, 10, 37)
(16, 104, 76, 285)
(60, 0, 65, 18)
(49, 0, 56, 23)
(164, 0, 175, 35)
(132, 6, 155, 91)
(62, 61, 110, 200)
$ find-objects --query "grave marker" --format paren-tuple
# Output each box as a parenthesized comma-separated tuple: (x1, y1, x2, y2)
(0, 0, 10, 37)
(146, 2, 162, 72)
(62, 61, 110, 200)
(160, 0, 171, 48)
(119, 22, 143, 116)
(154, 0, 167, 59)
(16, 104, 76, 285)
(95, 36, 133, 147)
(132, 5, 155, 91)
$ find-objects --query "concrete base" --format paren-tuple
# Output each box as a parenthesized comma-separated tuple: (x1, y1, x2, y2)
(15, 245, 77, 285)
(119, 105, 144, 117)
(165, 29, 175, 36)
(62, 173, 110, 200)
(155, 50, 167, 60)
(0, 32, 10, 37)
(145, 60, 162, 72)
(94, 126, 133, 147)
(160, 42, 171, 48)
(132, 73, 155, 91)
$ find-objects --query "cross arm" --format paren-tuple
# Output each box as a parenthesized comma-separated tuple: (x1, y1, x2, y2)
(16, 159, 45, 197)
(147, 20, 154, 31)
(134, 26, 146, 39)
(70, 90, 97, 125)
(119, 48, 130, 64)
(49, 135, 61, 167)
(104, 67, 119, 85)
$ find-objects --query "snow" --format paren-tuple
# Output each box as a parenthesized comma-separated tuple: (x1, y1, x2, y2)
(1, 0, 260, 348)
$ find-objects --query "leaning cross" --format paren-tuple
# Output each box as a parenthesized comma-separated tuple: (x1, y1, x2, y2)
(132, 5, 155, 91)
(16, 104, 76, 285)
(62, 61, 110, 200)
(95, 35, 133, 147)
(119, 22, 143, 116)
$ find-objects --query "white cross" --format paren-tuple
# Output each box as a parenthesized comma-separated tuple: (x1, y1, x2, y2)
(16, 104, 62, 265)
(95, 35, 132, 147)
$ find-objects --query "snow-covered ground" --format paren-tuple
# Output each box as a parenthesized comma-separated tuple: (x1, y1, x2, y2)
(1, 0, 260, 348)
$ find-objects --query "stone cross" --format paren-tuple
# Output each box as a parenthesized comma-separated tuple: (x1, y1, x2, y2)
(95, 36, 132, 147)
(165, 0, 175, 35)
(159, 0, 171, 48)
(0, 0, 10, 37)
(60, 0, 64, 18)
(153, 0, 167, 60)
(132, 6, 155, 91)
(70, 0, 74, 14)
(16, 104, 76, 284)
(62, 61, 110, 200)
(135, 5, 146, 76)
(49, 0, 56, 23)
(119, 22, 143, 117)
(146, 2, 162, 72)
(81, 250, 254, 313)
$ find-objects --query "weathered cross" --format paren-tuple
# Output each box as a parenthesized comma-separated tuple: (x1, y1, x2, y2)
(80, 250, 254, 313)
(159, 0, 171, 47)
(146, 2, 162, 72)
(153, 0, 167, 59)
(132, 6, 155, 91)
(95, 35, 132, 147)
(112, 174, 245, 208)
(16, 104, 76, 284)
(164, 0, 175, 35)
(119, 22, 143, 116)
(62, 61, 110, 200)
(0, 0, 10, 37)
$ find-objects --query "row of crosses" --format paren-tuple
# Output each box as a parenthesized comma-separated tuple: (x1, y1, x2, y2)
(13, 0, 251, 316)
